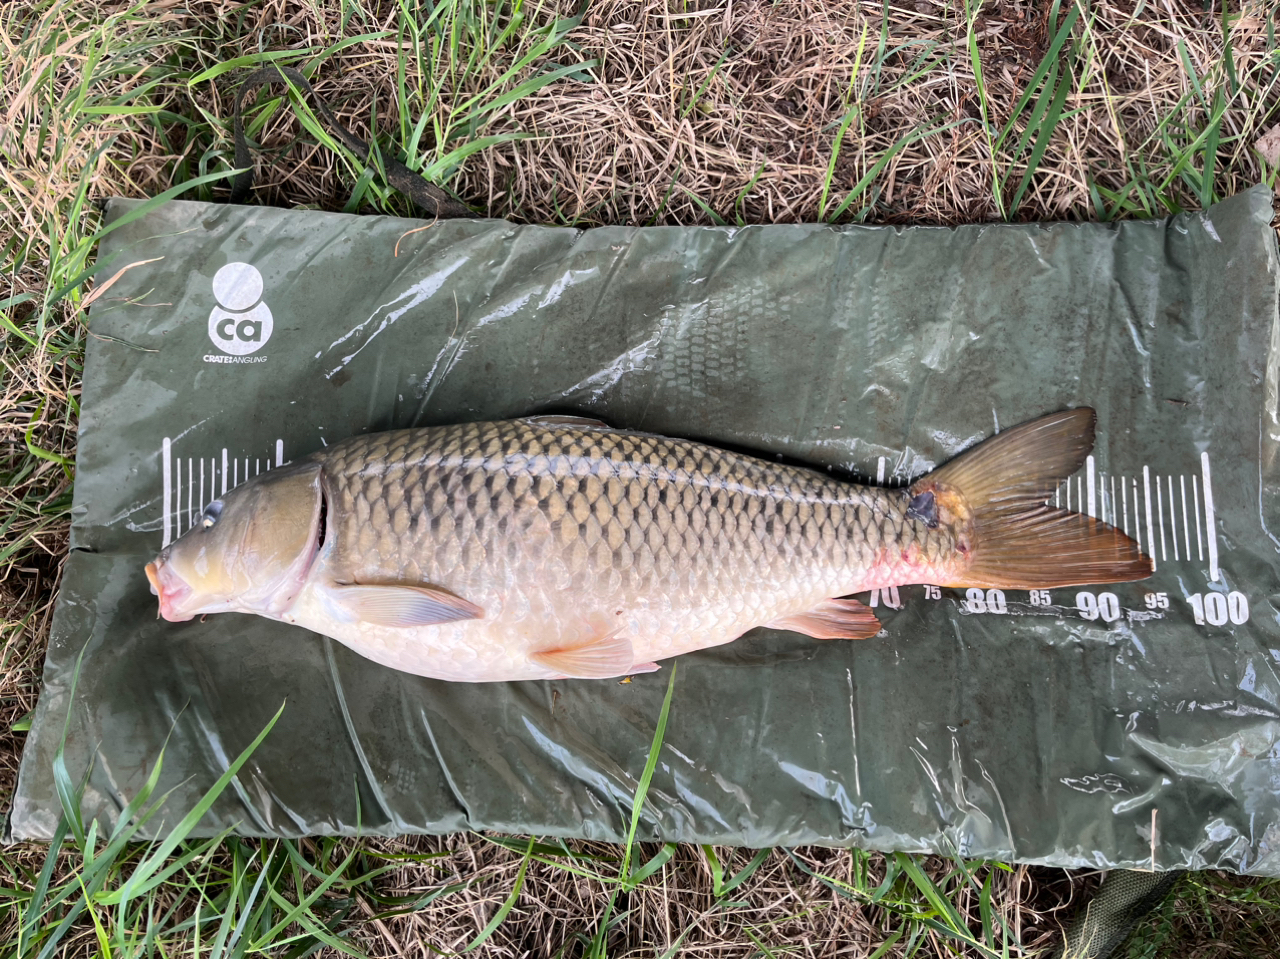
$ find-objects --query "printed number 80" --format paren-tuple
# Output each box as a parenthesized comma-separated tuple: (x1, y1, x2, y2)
(965, 588, 1007, 614)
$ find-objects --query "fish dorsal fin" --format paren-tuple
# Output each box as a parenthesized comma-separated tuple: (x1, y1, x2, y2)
(522, 414, 612, 430)
(768, 598, 882, 640)
(332, 584, 483, 627)
(530, 631, 635, 678)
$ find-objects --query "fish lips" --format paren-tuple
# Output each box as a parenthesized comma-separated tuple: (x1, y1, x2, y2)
(145, 560, 196, 622)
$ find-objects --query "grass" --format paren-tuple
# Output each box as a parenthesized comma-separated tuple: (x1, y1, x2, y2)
(2, 0, 1280, 956)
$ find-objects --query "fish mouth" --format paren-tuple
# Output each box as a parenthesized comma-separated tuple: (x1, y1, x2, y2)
(145, 560, 195, 622)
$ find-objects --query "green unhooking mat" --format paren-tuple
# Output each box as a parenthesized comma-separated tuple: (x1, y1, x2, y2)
(9, 187, 1280, 875)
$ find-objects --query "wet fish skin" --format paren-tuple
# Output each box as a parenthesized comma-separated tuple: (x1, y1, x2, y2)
(322, 420, 959, 605)
(295, 420, 956, 677)
(146, 410, 1153, 682)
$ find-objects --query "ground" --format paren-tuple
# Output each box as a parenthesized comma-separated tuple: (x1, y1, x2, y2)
(2, 0, 1279, 956)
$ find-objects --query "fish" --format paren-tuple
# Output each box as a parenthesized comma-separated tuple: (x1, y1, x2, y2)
(145, 408, 1153, 682)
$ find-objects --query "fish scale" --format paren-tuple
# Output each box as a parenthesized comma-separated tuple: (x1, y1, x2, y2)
(297, 419, 942, 679)
(148, 409, 1154, 682)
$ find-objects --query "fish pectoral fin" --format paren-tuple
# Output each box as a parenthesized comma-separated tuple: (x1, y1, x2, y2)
(529, 631, 636, 679)
(767, 598, 882, 640)
(332, 584, 483, 627)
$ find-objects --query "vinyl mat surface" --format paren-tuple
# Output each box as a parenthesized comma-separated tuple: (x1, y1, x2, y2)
(9, 187, 1280, 875)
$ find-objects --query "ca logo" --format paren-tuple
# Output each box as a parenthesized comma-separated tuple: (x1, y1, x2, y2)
(208, 263, 273, 355)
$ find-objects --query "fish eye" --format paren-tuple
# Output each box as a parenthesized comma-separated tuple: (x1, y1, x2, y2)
(201, 501, 223, 529)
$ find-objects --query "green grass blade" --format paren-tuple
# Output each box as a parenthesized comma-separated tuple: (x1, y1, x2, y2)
(980, 867, 996, 951)
(187, 51, 311, 88)
(992, 0, 1076, 155)
(251, 839, 363, 944)
(621, 663, 678, 882)
(44, 168, 242, 307)
(419, 133, 531, 180)
(676, 187, 726, 226)
(114, 701, 286, 904)
(75, 875, 111, 958)
(456, 59, 599, 130)
(1177, 40, 1208, 109)
(733, 162, 766, 226)
(826, 117, 970, 222)
(18, 817, 70, 957)
(205, 847, 246, 959)
(1005, 55, 1060, 170)
(1200, 88, 1223, 208)
(655, 922, 696, 959)
(867, 928, 904, 959)
(717, 847, 771, 898)
(963, 0, 1001, 217)
(222, 844, 275, 958)
(1009, 62, 1072, 212)
(702, 845, 724, 896)
(818, 24, 868, 221)
(680, 46, 730, 120)
(895, 853, 982, 949)
(463, 837, 534, 952)
(623, 843, 675, 889)
(50, 647, 90, 847)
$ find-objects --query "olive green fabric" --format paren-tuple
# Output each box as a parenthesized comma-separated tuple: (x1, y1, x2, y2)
(9, 188, 1280, 875)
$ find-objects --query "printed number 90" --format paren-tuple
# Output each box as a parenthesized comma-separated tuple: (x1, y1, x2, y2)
(1076, 591, 1121, 622)
(965, 588, 1007, 614)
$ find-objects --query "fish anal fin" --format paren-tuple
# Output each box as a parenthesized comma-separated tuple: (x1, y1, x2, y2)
(333, 584, 483, 627)
(530, 631, 635, 679)
(768, 598, 882, 640)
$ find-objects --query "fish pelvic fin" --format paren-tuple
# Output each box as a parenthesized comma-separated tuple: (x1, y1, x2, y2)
(915, 407, 1154, 589)
(768, 598, 882, 640)
(530, 630, 636, 679)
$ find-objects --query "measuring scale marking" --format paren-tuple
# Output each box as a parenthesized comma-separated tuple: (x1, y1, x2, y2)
(1046, 457, 1218, 581)
(161, 437, 285, 547)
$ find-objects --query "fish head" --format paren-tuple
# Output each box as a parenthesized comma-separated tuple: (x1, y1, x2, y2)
(146, 462, 325, 622)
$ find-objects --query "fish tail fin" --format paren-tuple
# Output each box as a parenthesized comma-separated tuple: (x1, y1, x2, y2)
(914, 408, 1154, 589)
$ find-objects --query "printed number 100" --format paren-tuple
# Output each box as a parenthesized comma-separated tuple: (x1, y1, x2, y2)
(1188, 592, 1249, 626)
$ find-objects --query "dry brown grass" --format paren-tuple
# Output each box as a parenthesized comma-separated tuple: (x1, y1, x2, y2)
(2, 0, 1279, 956)
(340, 838, 1102, 957)
(125, 0, 1280, 226)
